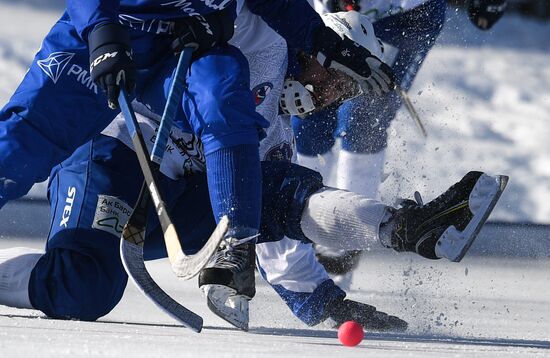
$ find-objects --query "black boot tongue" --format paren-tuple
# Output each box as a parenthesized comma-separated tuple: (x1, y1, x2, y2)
(414, 191, 424, 206)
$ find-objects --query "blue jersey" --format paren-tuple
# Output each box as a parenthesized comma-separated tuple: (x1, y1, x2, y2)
(66, 0, 324, 54)
(67, 0, 236, 39)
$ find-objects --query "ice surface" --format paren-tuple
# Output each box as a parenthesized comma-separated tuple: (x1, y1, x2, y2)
(1, 238, 549, 357)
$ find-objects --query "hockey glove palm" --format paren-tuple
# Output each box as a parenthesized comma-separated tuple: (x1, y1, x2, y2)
(468, 0, 508, 30)
(89, 23, 136, 110)
(171, 10, 235, 56)
(313, 26, 395, 95)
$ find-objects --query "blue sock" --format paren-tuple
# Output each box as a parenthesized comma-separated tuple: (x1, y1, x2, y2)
(206, 144, 261, 239)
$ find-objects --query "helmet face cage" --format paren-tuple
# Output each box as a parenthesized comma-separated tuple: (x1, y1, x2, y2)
(280, 11, 384, 117)
(279, 76, 364, 117)
(279, 80, 316, 116)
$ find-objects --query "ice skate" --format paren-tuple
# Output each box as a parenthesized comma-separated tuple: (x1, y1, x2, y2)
(325, 299, 408, 332)
(386, 171, 508, 261)
(198, 236, 256, 331)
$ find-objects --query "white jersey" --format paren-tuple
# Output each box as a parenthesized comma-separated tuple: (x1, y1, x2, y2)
(314, 0, 429, 21)
(101, 5, 290, 179)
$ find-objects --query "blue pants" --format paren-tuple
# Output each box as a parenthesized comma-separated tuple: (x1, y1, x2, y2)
(29, 135, 323, 321)
(292, 0, 446, 155)
(0, 13, 266, 207)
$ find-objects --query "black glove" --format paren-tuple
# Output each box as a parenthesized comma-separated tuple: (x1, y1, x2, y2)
(171, 10, 235, 56)
(468, 0, 508, 30)
(88, 23, 136, 110)
(327, 299, 408, 332)
(313, 26, 395, 95)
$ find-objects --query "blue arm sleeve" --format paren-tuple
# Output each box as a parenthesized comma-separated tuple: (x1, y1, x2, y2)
(66, 0, 120, 40)
(246, 0, 324, 54)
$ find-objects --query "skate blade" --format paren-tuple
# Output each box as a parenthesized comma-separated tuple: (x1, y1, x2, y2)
(435, 174, 509, 262)
(202, 284, 249, 331)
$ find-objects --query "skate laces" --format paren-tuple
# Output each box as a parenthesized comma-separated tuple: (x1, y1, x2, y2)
(404, 183, 461, 214)
(210, 234, 259, 272)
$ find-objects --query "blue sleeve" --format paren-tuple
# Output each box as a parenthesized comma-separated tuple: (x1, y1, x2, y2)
(246, 0, 324, 54)
(66, 0, 120, 40)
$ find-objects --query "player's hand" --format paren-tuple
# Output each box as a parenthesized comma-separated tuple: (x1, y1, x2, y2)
(171, 10, 234, 56)
(468, 0, 508, 30)
(88, 22, 136, 110)
(327, 299, 408, 332)
(312, 26, 395, 95)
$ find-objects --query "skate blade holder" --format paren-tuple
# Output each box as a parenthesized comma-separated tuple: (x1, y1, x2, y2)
(204, 284, 250, 331)
(435, 174, 509, 262)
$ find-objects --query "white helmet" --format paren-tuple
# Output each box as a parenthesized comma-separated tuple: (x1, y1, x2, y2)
(321, 10, 384, 59)
(280, 11, 384, 117)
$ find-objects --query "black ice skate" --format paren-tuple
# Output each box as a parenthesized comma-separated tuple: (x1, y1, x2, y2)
(325, 299, 408, 332)
(388, 171, 508, 262)
(198, 236, 256, 331)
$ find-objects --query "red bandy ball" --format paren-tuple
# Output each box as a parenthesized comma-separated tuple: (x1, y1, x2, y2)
(338, 321, 364, 347)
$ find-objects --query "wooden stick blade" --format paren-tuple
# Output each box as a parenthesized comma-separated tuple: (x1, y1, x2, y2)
(169, 216, 229, 279)
(120, 239, 203, 332)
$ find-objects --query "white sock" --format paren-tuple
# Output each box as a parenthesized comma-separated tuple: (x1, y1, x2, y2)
(0, 247, 43, 309)
(335, 150, 386, 199)
(300, 187, 390, 251)
(297, 152, 337, 187)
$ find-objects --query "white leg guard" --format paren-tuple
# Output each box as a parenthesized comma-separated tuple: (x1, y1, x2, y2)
(0, 247, 43, 309)
(256, 237, 329, 293)
(300, 188, 390, 251)
(297, 152, 337, 187)
(335, 150, 386, 199)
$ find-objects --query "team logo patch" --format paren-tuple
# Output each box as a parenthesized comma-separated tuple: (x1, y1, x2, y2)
(264, 142, 292, 162)
(252, 82, 273, 106)
(92, 195, 133, 237)
(37, 51, 75, 84)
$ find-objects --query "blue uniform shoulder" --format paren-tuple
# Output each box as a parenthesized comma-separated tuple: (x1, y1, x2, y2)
(66, 0, 236, 40)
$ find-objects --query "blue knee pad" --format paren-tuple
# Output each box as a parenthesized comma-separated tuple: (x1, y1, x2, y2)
(259, 161, 324, 244)
(292, 106, 339, 156)
(29, 230, 128, 321)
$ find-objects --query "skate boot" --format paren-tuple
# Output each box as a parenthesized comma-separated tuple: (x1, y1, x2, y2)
(198, 234, 257, 331)
(385, 171, 508, 261)
(325, 299, 408, 332)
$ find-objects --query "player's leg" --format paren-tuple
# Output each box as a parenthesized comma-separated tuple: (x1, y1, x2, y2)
(0, 135, 143, 319)
(258, 161, 505, 261)
(257, 161, 408, 331)
(0, 16, 120, 209)
(318, 0, 448, 281)
(291, 106, 339, 185)
(176, 45, 268, 312)
(336, 0, 447, 197)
